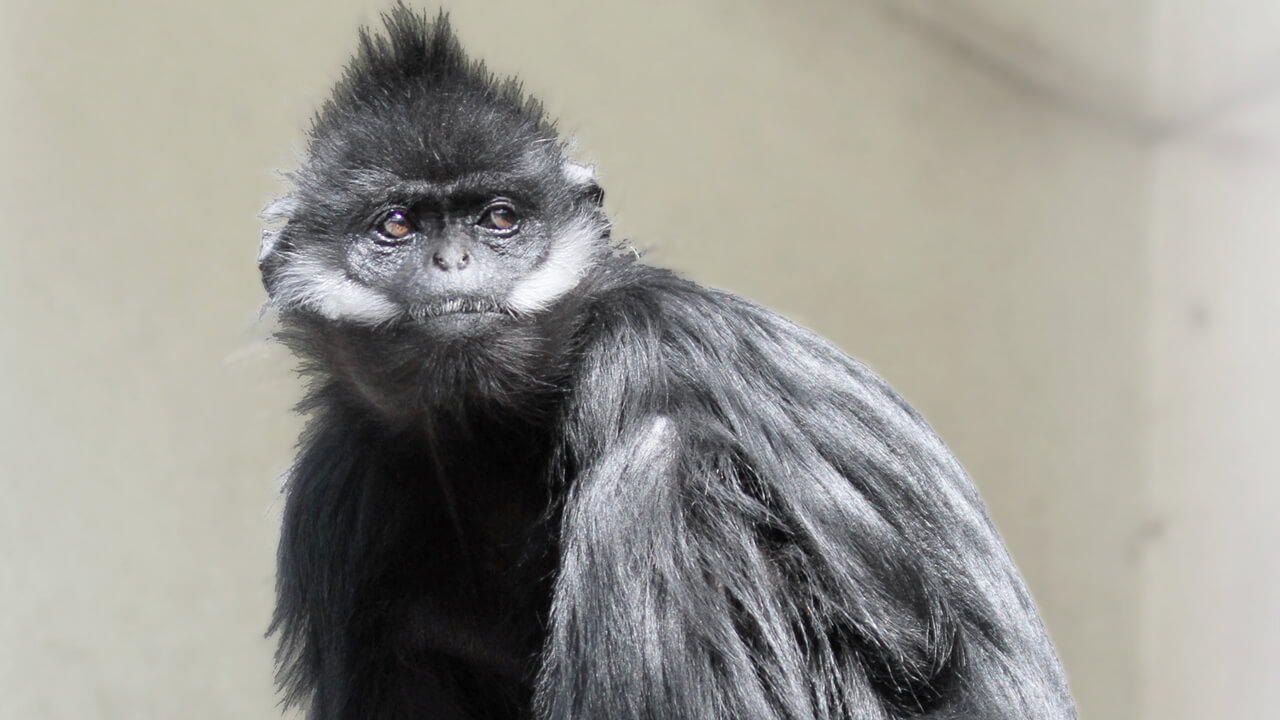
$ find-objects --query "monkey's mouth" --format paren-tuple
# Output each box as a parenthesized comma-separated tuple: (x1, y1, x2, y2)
(406, 297, 511, 321)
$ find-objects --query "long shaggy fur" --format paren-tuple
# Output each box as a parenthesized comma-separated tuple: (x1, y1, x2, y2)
(261, 7, 1076, 720)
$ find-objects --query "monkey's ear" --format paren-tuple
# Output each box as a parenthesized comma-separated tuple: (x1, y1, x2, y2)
(259, 196, 298, 263)
(259, 229, 282, 264)
(261, 195, 298, 224)
(563, 161, 604, 206)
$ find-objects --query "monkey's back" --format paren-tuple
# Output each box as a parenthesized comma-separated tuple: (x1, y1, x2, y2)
(541, 260, 1075, 719)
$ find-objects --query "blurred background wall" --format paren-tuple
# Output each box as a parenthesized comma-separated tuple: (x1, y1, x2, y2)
(0, 1, 1275, 718)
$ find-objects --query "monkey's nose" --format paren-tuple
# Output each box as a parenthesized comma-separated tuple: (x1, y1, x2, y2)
(431, 246, 471, 271)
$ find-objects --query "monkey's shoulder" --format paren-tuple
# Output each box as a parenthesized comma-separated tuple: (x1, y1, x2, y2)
(582, 264, 858, 367)
(570, 262, 910, 422)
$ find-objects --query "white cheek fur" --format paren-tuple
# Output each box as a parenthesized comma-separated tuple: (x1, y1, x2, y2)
(505, 217, 605, 315)
(270, 254, 402, 325)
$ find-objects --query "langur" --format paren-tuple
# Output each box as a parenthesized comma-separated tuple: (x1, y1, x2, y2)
(260, 7, 1076, 719)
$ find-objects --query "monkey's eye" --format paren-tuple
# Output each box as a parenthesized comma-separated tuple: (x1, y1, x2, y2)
(477, 203, 519, 234)
(376, 210, 414, 240)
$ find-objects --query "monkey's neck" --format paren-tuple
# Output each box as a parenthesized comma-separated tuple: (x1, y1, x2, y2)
(415, 411, 555, 537)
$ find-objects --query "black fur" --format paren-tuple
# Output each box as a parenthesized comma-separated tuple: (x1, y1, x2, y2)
(261, 7, 1076, 719)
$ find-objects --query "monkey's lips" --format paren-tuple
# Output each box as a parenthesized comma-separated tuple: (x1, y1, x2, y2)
(404, 297, 514, 335)
(406, 297, 510, 320)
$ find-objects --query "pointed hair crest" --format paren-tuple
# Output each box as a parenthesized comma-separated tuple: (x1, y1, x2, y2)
(321, 5, 552, 135)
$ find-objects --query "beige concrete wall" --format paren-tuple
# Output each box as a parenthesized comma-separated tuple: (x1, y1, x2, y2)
(1141, 131, 1280, 719)
(1, 1, 1157, 718)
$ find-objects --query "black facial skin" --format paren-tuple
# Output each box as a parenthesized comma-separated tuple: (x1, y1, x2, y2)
(260, 7, 1077, 720)
(352, 198, 526, 307)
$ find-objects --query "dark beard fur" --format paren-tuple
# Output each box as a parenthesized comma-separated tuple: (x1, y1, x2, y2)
(274, 280, 592, 427)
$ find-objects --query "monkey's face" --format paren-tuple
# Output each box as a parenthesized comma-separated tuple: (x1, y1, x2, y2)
(260, 78, 607, 336)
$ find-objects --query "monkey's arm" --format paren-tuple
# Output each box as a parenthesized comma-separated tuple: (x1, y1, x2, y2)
(272, 408, 372, 718)
(536, 283, 1075, 720)
(539, 411, 823, 719)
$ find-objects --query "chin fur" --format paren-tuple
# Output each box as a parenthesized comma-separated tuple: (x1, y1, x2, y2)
(278, 305, 575, 425)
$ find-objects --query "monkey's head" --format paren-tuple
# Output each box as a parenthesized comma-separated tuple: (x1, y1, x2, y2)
(260, 8, 608, 336)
